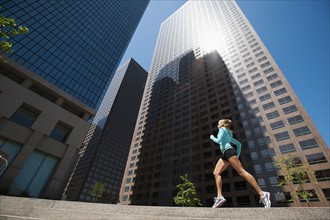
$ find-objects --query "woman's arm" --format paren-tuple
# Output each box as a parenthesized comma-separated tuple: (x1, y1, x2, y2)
(210, 128, 225, 143)
(231, 138, 242, 157)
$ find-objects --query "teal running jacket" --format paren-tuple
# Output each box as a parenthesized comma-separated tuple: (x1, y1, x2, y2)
(210, 127, 242, 157)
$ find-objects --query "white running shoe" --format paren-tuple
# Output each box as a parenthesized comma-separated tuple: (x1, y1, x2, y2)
(259, 192, 271, 208)
(212, 196, 226, 208)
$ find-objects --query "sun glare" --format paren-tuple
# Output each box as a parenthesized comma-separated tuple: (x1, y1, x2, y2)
(200, 30, 223, 53)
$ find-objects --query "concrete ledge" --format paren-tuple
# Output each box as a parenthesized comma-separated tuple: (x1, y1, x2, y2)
(0, 196, 329, 220)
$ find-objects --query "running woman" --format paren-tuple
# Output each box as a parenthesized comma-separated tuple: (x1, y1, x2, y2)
(210, 119, 271, 208)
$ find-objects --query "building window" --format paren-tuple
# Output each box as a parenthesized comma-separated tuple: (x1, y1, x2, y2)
(279, 143, 296, 154)
(261, 148, 276, 157)
(152, 192, 159, 199)
(204, 161, 213, 169)
(265, 162, 275, 171)
(287, 115, 304, 125)
(222, 183, 231, 192)
(49, 121, 72, 143)
(275, 192, 292, 203)
(275, 131, 290, 141)
(283, 105, 298, 114)
(256, 86, 267, 94)
(250, 152, 257, 160)
(253, 79, 264, 87)
(239, 78, 248, 85)
(306, 152, 327, 165)
(206, 185, 215, 193)
(0, 137, 22, 172)
(266, 73, 278, 81)
(254, 164, 261, 173)
(269, 176, 278, 186)
(258, 178, 266, 188)
(266, 110, 280, 120)
(315, 169, 330, 181)
(299, 139, 318, 150)
(10, 104, 40, 128)
(278, 96, 292, 105)
(9, 151, 58, 197)
(270, 80, 282, 88)
(274, 87, 287, 96)
(257, 56, 267, 62)
(61, 102, 84, 118)
(262, 101, 275, 110)
(254, 125, 266, 134)
(234, 181, 247, 190)
(237, 196, 250, 206)
(237, 73, 246, 79)
(29, 85, 57, 103)
(251, 73, 260, 80)
(293, 126, 311, 137)
(244, 91, 253, 98)
(1, 68, 25, 83)
(259, 93, 271, 102)
(270, 120, 285, 130)
(322, 188, 330, 201)
(247, 99, 256, 106)
(241, 85, 251, 92)
(260, 61, 271, 68)
(250, 107, 260, 114)
(257, 136, 271, 145)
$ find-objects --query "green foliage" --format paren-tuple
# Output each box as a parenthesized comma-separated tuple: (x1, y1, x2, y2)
(174, 173, 202, 207)
(274, 154, 315, 206)
(0, 7, 29, 62)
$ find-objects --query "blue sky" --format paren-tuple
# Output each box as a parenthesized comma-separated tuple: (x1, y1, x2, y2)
(120, 0, 330, 147)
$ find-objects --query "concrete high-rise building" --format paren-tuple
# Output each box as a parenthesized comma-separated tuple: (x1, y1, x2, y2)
(1, 0, 149, 110)
(0, 1, 149, 199)
(64, 59, 147, 203)
(120, 1, 329, 207)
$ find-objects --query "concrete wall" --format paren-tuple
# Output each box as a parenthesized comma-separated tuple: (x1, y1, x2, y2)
(0, 60, 96, 199)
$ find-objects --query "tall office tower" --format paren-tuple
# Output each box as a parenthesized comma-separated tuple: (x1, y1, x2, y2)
(64, 59, 147, 203)
(1, 1, 149, 110)
(0, 1, 149, 199)
(120, 1, 329, 207)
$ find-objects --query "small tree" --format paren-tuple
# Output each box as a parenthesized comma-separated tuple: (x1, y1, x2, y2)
(0, 7, 29, 62)
(174, 173, 202, 207)
(274, 154, 315, 207)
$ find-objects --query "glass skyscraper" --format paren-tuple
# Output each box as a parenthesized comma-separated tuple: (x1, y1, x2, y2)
(1, 1, 149, 109)
(64, 59, 147, 203)
(0, 0, 149, 200)
(120, 1, 329, 207)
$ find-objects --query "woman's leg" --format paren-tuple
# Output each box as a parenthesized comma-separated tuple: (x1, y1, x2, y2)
(228, 156, 264, 197)
(213, 158, 229, 197)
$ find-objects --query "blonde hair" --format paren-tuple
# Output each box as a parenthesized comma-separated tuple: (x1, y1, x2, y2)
(218, 119, 232, 129)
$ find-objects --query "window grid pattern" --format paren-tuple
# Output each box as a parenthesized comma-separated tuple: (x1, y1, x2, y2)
(120, 0, 329, 207)
(2, 0, 149, 109)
